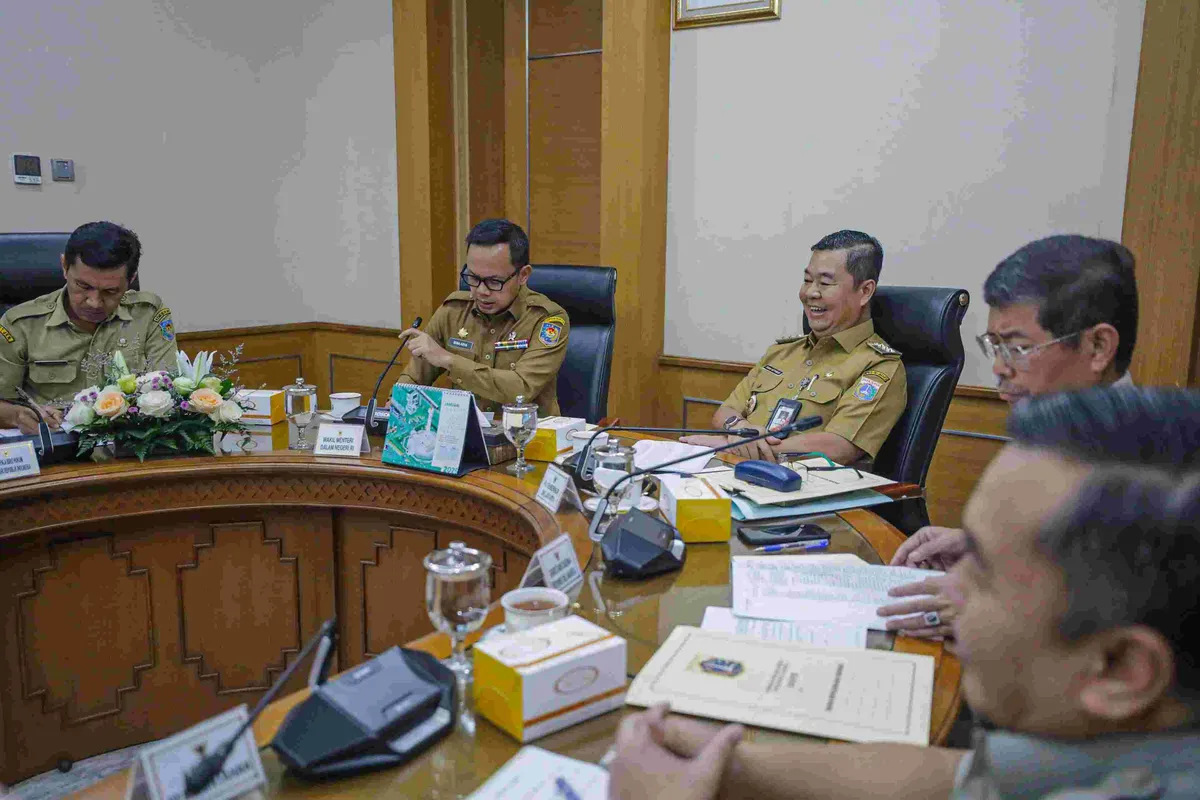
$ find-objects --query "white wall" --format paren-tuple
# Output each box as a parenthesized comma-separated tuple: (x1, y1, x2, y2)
(0, 0, 400, 332)
(666, 0, 1145, 387)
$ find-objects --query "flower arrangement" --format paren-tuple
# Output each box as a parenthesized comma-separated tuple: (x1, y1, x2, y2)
(65, 350, 251, 461)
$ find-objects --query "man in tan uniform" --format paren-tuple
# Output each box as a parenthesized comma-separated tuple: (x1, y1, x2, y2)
(685, 230, 906, 466)
(396, 218, 569, 414)
(0, 221, 177, 434)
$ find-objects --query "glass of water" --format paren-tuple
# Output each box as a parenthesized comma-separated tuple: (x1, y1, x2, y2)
(283, 377, 317, 450)
(424, 541, 493, 680)
(591, 442, 642, 535)
(501, 395, 538, 476)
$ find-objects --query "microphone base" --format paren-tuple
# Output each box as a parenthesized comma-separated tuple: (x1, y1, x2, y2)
(600, 510, 687, 580)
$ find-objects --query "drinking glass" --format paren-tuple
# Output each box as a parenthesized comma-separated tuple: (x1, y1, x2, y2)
(424, 541, 493, 680)
(591, 442, 642, 537)
(283, 377, 317, 450)
(501, 395, 538, 476)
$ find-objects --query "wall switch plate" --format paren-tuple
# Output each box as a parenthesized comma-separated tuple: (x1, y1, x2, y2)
(12, 154, 41, 185)
(51, 159, 74, 181)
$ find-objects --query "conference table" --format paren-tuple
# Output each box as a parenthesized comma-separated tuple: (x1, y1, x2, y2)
(0, 423, 960, 796)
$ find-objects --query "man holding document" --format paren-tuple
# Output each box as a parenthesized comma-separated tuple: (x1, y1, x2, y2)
(608, 387, 1200, 799)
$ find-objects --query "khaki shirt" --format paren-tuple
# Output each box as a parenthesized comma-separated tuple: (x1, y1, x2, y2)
(0, 288, 179, 405)
(396, 285, 570, 415)
(723, 319, 906, 459)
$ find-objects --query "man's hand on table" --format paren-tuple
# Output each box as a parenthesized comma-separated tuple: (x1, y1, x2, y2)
(608, 704, 742, 800)
(874, 526, 967, 640)
(0, 399, 62, 435)
(398, 328, 454, 370)
(679, 428, 782, 462)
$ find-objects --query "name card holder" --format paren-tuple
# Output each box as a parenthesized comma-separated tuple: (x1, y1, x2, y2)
(0, 440, 39, 482)
(518, 532, 584, 594)
(314, 423, 370, 456)
(533, 463, 583, 514)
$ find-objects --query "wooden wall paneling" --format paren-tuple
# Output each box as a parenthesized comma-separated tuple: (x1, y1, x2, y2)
(1122, 1, 1200, 387)
(600, 0, 671, 423)
(530, 0, 603, 56)
(314, 325, 409, 405)
(0, 508, 336, 783)
(529, 54, 603, 264)
(504, 0, 529, 230)
(427, 0, 460, 306)
(653, 355, 750, 428)
(925, 434, 1006, 528)
(466, 0, 508, 223)
(178, 326, 316, 397)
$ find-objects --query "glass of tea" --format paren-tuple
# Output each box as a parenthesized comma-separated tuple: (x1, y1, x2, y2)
(424, 541, 493, 680)
(500, 587, 569, 632)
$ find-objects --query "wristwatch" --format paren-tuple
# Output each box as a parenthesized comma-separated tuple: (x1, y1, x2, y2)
(722, 414, 743, 431)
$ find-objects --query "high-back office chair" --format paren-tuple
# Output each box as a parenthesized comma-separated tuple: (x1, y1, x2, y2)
(0, 232, 141, 316)
(460, 265, 617, 422)
(868, 286, 970, 532)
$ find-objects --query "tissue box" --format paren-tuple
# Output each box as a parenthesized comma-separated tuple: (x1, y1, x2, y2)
(218, 423, 289, 452)
(474, 615, 626, 742)
(659, 474, 732, 543)
(523, 416, 585, 462)
(235, 389, 285, 426)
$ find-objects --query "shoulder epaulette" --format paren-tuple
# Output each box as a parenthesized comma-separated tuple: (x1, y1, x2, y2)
(774, 335, 804, 345)
(525, 291, 566, 316)
(120, 290, 165, 308)
(867, 339, 902, 357)
(3, 291, 58, 322)
(445, 290, 473, 303)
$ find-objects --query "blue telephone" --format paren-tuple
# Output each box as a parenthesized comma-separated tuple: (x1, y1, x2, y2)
(734, 460, 804, 493)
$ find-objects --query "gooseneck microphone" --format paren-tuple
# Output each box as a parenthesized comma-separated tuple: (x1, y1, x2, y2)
(585, 416, 823, 541)
(184, 618, 338, 796)
(363, 316, 423, 432)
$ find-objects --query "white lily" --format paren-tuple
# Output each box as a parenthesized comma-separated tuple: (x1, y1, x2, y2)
(176, 350, 214, 382)
(111, 351, 131, 378)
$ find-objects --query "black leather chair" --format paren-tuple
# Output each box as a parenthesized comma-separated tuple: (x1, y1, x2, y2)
(0, 232, 140, 316)
(868, 286, 970, 532)
(460, 265, 617, 422)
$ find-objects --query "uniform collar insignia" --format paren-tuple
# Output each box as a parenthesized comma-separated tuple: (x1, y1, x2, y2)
(867, 340, 902, 357)
(458, 327, 469, 339)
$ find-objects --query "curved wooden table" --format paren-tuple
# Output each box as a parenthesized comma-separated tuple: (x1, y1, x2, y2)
(0, 434, 959, 795)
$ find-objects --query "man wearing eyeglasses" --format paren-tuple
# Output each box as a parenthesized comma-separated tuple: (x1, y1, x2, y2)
(394, 218, 569, 414)
(878, 234, 1138, 640)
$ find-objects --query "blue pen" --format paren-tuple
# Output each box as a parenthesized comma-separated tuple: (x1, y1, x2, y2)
(555, 776, 583, 800)
(754, 538, 831, 554)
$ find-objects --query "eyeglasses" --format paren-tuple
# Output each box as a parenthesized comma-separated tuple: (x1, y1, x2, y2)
(976, 331, 1083, 370)
(461, 265, 519, 292)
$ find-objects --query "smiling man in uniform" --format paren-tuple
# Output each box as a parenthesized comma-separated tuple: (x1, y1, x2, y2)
(395, 218, 569, 415)
(684, 230, 906, 466)
(0, 221, 177, 435)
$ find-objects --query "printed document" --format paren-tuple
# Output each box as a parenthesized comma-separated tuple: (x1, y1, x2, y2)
(731, 556, 944, 630)
(709, 459, 895, 506)
(468, 746, 608, 800)
(701, 607, 867, 648)
(626, 627, 934, 745)
(633, 440, 714, 474)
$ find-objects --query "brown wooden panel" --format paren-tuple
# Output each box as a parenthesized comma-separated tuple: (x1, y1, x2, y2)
(428, 0, 460, 306)
(1123, 1, 1200, 387)
(529, 54, 603, 263)
(530, 0, 603, 56)
(467, 0, 508, 222)
(653, 358, 748, 428)
(925, 434, 1006, 528)
(504, 0, 528, 229)
(601, 0, 670, 422)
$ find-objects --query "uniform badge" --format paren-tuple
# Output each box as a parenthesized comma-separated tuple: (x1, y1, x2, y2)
(538, 315, 566, 347)
(507, 331, 518, 341)
(152, 307, 171, 324)
(458, 327, 470, 339)
(797, 375, 817, 393)
(159, 318, 175, 342)
(763, 365, 783, 376)
(747, 395, 758, 415)
(449, 337, 474, 351)
(698, 658, 744, 678)
(868, 341, 901, 357)
(854, 376, 883, 402)
(494, 338, 529, 351)
(0, 324, 13, 344)
(863, 369, 890, 383)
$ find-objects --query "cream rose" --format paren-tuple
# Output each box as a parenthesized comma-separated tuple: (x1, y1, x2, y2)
(210, 400, 243, 423)
(94, 389, 129, 419)
(187, 388, 224, 415)
(137, 390, 175, 418)
(65, 402, 96, 427)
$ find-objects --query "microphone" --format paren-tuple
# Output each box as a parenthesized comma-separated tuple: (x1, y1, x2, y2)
(585, 416, 822, 541)
(362, 316, 422, 432)
(184, 618, 338, 796)
(574, 425, 759, 482)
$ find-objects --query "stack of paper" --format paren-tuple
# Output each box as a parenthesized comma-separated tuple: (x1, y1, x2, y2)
(632, 439, 715, 474)
(468, 746, 608, 800)
(626, 627, 934, 745)
(706, 458, 896, 520)
(731, 555, 943, 631)
(701, 607, 867, 648)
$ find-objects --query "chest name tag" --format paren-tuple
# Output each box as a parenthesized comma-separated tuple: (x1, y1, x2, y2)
(763, 365, 783, 375)
(494, 339, 529, 351)
(449, 337, 474, 351)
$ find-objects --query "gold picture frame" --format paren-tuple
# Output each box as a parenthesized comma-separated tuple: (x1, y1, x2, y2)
(673, 0, 781, 30)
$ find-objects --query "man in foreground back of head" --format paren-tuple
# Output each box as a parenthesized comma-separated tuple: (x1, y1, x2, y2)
(608, 387, 1200, 800)
(880, 234, 1140, 638)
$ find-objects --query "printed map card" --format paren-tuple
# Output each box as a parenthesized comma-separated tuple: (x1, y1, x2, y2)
(381, 384, 490, 476)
